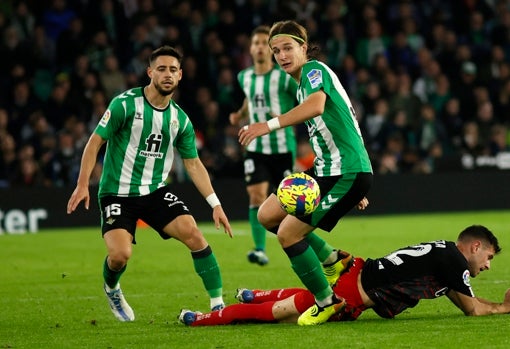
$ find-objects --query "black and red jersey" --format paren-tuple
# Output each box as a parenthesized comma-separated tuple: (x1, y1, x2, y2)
(360, 240, 473, 318)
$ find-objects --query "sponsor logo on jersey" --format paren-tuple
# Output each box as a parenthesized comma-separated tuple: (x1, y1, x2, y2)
(462, 269, 471, 287)
(135, 112, 143, 120)
(99, 110, 111, 127)
(307, 69, 322, 89)
(106, 217, 116, 225)
(140, 133, 164, 159)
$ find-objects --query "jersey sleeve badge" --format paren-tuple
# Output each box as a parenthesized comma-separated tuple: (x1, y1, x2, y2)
(462, 269, 471, 287)
(306, 69, 323, 89)
(99, 109, 111, 127)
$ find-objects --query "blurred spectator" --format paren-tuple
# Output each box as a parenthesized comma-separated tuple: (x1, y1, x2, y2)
(402, 17, 424, 53)
(489, 123, 510, 155)
(388, 72, 423, 130)
(215, 66, 237, 116)
(461, 121, 486, 156)
(10, 0, 35, 41)
(0, 25, 32, 79)
(475, 100, 496, 146)
(412, 58, 441, 103)
(0, 133, 17, 187)
(415, 104, 448, 156)
(440, 98, 465, 150)
(42, 0, 76, 43)
(43, 76, 73, 131)
(387, 31, 417, 74)
(12, 156, 45, 187)
(489, 2, 510, 48)
(125, 44, 153, 83)
(451, 61, 479, 121)
(363, 98, 390, 153)
(143, 13, 165, 47)
(287, 0, 319, 22)
(55, 16, 86, 71)
(99, 54, 127, 101)
(355, 19, 390, 68)
(428, 73, 451, 115)
(325, 21, 348, 72)
(85, 30, 114, 72)
(6, 79, 41, 139)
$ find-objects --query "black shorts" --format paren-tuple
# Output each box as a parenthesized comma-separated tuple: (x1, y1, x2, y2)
(298, 170, 373, 232)
(99, 186, 192, 243)
(243, 151, 294, 187)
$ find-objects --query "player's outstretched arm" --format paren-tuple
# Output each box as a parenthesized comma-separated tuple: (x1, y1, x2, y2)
(238, 91, 326, 146)
(447, 289, 510, 316)
(67, 133, 105, 214)
(183, 158, 233, 238)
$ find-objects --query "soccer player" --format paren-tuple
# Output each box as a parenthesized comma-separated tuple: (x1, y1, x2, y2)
(179, 225, 510, 326)
(67, 45, 233, 322)
(229, 25, 298, 266)
(238, 20, 373, 325)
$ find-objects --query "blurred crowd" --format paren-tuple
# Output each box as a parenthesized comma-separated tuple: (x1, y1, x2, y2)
(1, 0, 510, 188)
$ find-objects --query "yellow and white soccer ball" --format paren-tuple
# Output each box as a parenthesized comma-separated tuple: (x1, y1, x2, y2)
(277, 173, 321, 216)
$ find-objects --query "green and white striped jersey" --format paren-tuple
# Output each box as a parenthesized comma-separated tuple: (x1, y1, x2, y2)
(94, 87, 198, 198)
(238, 65, 297, 155)
(298, 60, 373, 177)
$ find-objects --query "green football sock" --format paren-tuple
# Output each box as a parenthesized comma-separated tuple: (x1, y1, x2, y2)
(305, 232, 335, 263)
(249, 207, 266, 250)
(286, 242, 332, 302)
(192, 246, 222, 298)
(103, 256, 126, 289)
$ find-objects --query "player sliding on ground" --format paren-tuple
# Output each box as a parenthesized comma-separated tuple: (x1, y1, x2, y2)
(179, 225, 510, 325)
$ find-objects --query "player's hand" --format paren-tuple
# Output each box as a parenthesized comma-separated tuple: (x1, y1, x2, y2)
(357, 197, 369, 210)
(67, 185, 90, 214)
(212, 205, 233, 238)
(238, 123, 270, 146)
(229, 111, 241, 125)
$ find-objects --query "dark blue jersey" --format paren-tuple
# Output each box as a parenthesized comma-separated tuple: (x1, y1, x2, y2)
(361, 240, 473, 318)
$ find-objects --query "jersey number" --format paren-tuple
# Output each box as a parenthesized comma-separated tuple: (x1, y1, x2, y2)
(384, 244, 432, 266)
(105, 203, 121, 218)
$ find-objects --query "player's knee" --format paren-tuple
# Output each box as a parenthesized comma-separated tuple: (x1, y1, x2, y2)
(108, 251, 130, 270)
(257, 209, 272, 228)
(179, 226, 207, 250)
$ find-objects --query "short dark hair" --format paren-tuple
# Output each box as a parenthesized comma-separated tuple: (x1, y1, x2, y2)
(252, 25, 270, 37)
(457, 225, 501, 254)
(149, 46, 183, 66)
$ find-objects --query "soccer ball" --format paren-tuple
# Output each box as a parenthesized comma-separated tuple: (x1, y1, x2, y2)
(277, 173, 321, 216)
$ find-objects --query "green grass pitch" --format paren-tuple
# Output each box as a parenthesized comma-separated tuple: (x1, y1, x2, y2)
(1, 210, 510, 349)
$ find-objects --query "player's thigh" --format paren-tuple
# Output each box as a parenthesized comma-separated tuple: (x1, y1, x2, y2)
(246, 181, 270, 205)
(140, 186, 197, 240)
(161, 214, 208, 250)
(258, 193, 287, 228)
